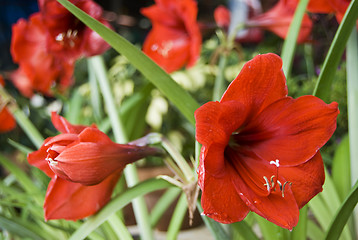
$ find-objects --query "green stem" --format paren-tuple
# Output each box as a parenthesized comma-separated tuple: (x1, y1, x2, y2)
(89, 56, 154, 240)
(0, 86, 43, 148)
(346, 28, 358, 233)
(166, 193, 187, 240)
(212, 54, 228, 101)
(69, 179, 172, 240)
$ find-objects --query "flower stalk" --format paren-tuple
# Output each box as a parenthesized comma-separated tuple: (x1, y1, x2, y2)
(89, 56, 154, 240)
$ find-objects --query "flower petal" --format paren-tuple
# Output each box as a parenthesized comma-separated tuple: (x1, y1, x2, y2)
(232, 166, 299, 230)
(51, 112, 88, 134)
(195, 100, 249, 177)
(27, 138, 55, 178)
(199, 163, 250, 224)
(280, 152, 325, 208)
(44, 173, 120, 221)
(52, 128, 160, 185)
(220, 53, 288, 120)
(238, 96, 339, 166)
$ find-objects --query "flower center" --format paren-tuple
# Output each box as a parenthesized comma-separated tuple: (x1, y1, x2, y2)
(263, 159, 292, 197)
(55, 29, 79, 48)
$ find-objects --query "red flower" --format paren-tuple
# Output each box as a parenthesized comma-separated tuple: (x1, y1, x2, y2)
(195, 53, 339, 229)
(38, 0, 111, 60)
(28, 112, 160, 220)
(11, 13, 74, 97)
(246, 0, 313, 43)
(214, 5, 231, 28)
(141, 0, 202, 73)
(0, 76, 16, 133)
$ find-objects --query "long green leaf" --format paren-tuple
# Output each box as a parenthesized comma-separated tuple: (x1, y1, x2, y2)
(281, 0, 309, 78)
(57, 0, 199, 125)
(69, 178, 172, 240)
(231, 221, 259, 240)
(166, 193, 188, 240)
(197, 202, 230, 240)
(346, 27, 358, 235)
(0, 215, 45, 240)
(313, 0, 358, 100)
(324, 180, 358, 240)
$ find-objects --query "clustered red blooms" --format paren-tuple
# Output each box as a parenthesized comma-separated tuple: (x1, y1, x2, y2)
(195, 53, 339, 229)
(141, 0, 202, 73)
(28, 112, 160, 220)
(0, 76, 16, 133)
(10, 0, 111, 97)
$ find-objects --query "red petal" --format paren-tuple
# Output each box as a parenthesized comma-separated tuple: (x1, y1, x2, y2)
(246, 0, 312, 43)
(141, 0, 201, 73)
(199, 162, 250, 224)
(214, 5, 231, 28)
(52, 128, 160, 185)
(220, 54, 288, 120)
(44, 173, 120, 221)
(195, 100, 249, 177)
(238, 96, 339, 166)
(0, 108, 16, 133)
(27, 138, 55, 178)
(51, 112, 87, 134)
(231, 166, 299, 230)
(306, 0, 335, 13)
(280, 152, 325, 208)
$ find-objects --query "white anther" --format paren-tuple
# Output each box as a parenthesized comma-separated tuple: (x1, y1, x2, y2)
(270, 159, 280, 168)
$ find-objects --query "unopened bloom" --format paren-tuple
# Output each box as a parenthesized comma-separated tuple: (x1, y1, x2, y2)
(246, 0, 313, 43)
(141, 0, 202, 73)
(195, 53, 338, 229)
(28, 112, 160, 220)
(0, 75, 16, 133)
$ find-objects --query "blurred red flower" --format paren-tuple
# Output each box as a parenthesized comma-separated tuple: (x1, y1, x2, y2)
(141, 0, 202, 73)
(11, 13, 74, 97)
(246, 0, 313, 43)
(305, 0, 357, 28)
(10, 0, 111, 97)
(214, 5, 231, 28)
(195, 53, 339, 229)
(38, 0, 111, 60)
(28, 112, 160, 220)
(0, 76, 16, 133)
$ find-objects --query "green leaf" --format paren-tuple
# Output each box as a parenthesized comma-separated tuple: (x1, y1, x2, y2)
(197, 202, 230, 240)
(281, 0, 309, 78)
(231, 221, 259, 240)
(332, 134, 351, 200)
(57, 0, 200, 125)
(69, 178, 173, 240)
(166, 193, 187, 240)
(324, 180, 358, 240)
(0, 214, 45, 240)
(0, 154, 43, 204)
(150, 187, 181, 227)
(313, 0, 358, 100)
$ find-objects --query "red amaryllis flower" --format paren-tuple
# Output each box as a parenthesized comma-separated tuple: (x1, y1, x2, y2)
(195, 53, 339, 229)
(246, 0, 313, 43)
(0, 76, 16, 133)
(38, 0, 111, 60)
(141, 0, 202, 73)
(214, 5, 231, 28)
(28, 112, 160, 220)
(11, 13, 74, 97)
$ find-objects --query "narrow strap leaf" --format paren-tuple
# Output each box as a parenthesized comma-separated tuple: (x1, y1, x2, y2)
(57, 0, 200, 125)
(313, 0, 358, 99)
